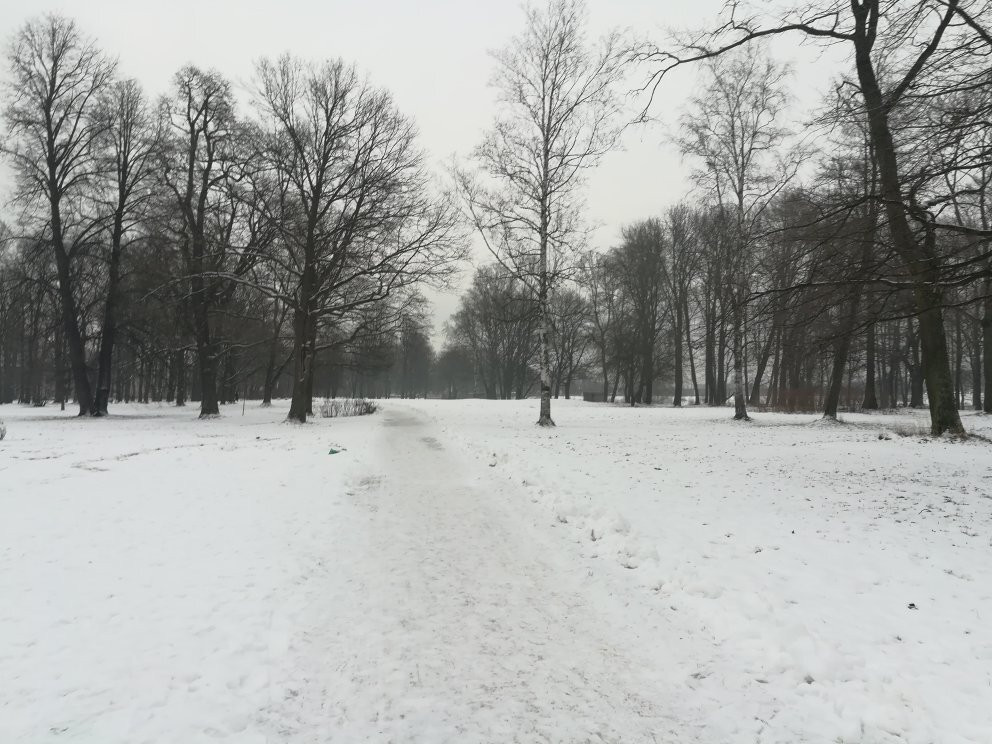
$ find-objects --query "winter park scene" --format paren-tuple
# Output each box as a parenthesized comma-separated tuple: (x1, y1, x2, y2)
(2, 0, 992, 743)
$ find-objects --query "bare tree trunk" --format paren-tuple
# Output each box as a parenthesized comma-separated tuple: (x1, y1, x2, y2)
(954, 310, 963, 410)
(673, 302, 684, 406)
(287, 308, 312, 424)
(970, 314, 982, 411)
(749, 324, 776, 406)
(305, 320, 318, 416)
(55, 324, 66, 411)
(537, 258, 554, 426)
(909, 322, 925, 408)
(193, 303, 219, 418)
(767, 330, 781, 408)
(824, 310, 859, 420)
(704, 287, 717, 404)
(863, 322, 879, 410)
(854, 32, 962, 435)
(600, 347, 610, 402)
(984, 291, 992, 414)
(174, 349, 187, 407)
(732, 302, 748, 420)
(52, 210, 92, 416)
(684, 296, 700, 404)
(93, 213, 124, 416)
(716, 312, 727, 404)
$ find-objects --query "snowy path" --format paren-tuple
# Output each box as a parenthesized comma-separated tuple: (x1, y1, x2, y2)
(4, 400, 990, 743)
(265, 406, 677, 742)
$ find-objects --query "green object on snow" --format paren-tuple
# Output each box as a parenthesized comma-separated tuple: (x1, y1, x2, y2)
(328, 447, 345, 455)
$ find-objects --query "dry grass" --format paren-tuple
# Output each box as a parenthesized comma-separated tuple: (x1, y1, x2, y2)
(318, 398, 378, 419)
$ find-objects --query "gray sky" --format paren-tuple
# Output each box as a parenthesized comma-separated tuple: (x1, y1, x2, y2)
(0, 0, 840, 339)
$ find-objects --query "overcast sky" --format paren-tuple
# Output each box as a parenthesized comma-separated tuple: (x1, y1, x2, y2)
(0, 0, 840, 337)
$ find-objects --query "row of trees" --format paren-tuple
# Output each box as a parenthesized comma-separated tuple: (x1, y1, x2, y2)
(443, 195, 986, 418)
(0, 15, 461, 422)
(441, 0, 992, 437)
(3, 1, 991, 438)
(633, 0, 992, 437)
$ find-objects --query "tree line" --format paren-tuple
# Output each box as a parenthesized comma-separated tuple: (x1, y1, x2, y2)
(0, 15, 461, 422)
(443, 0, 992, 437)
(2, 1, 991, 437)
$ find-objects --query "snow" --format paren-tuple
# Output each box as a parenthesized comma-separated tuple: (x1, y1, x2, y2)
(1, 399, 991, 742)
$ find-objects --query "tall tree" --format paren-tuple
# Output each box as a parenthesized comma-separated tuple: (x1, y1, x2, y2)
(2, 15, 115, 415)
(159, 66, 251, 418)
(253, 55, 461, 423)
(91, 79, 159, 415)
(458, 0, 624, 426)
(637, 0, 991, 434)
(677, 47, 798, 420)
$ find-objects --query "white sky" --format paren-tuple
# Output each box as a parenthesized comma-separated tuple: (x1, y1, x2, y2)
(0, 0, 843, 339)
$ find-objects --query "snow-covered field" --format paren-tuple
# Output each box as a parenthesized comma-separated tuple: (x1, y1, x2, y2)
(1, 400, 990, 743)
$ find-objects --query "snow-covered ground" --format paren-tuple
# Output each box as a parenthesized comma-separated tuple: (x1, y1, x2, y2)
(1, 400, 990, 743)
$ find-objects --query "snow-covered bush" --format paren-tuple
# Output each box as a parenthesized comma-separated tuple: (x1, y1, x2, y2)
(0, 419, 6, 441)
(318, 398, 378, 418)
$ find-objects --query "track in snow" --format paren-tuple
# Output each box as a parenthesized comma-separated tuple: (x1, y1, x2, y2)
(263, 406, 678, 743)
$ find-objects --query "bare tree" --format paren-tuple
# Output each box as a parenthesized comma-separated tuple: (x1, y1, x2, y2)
(664, 204, 701, 406)
(457, 0, 624, 426)
(614, 218, 670, 404)
(2, 15, 116, 415)
(580, 249, 625, 402)
(159, 66, 261, 418)
(547, 286, 592, 398)
(677, 47, 799, 420)
(91, 79, 160, 415)
(448, 265, 540, 400)
(637, 0, 992, 434)
(253, 55, 462, 423)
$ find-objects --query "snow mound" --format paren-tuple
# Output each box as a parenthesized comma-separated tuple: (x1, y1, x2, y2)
(808, 416, 845, 427)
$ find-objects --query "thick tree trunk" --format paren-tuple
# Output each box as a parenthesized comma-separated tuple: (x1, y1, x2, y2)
(54, 325, 66, 411)
(192, 299, 219, 418)
(916, 295, 961, 431)
(287, 307, 311, 424)
(853, 25, 962, 435)
(196, 348, 219, 417)
(305, 342, 316, 417)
